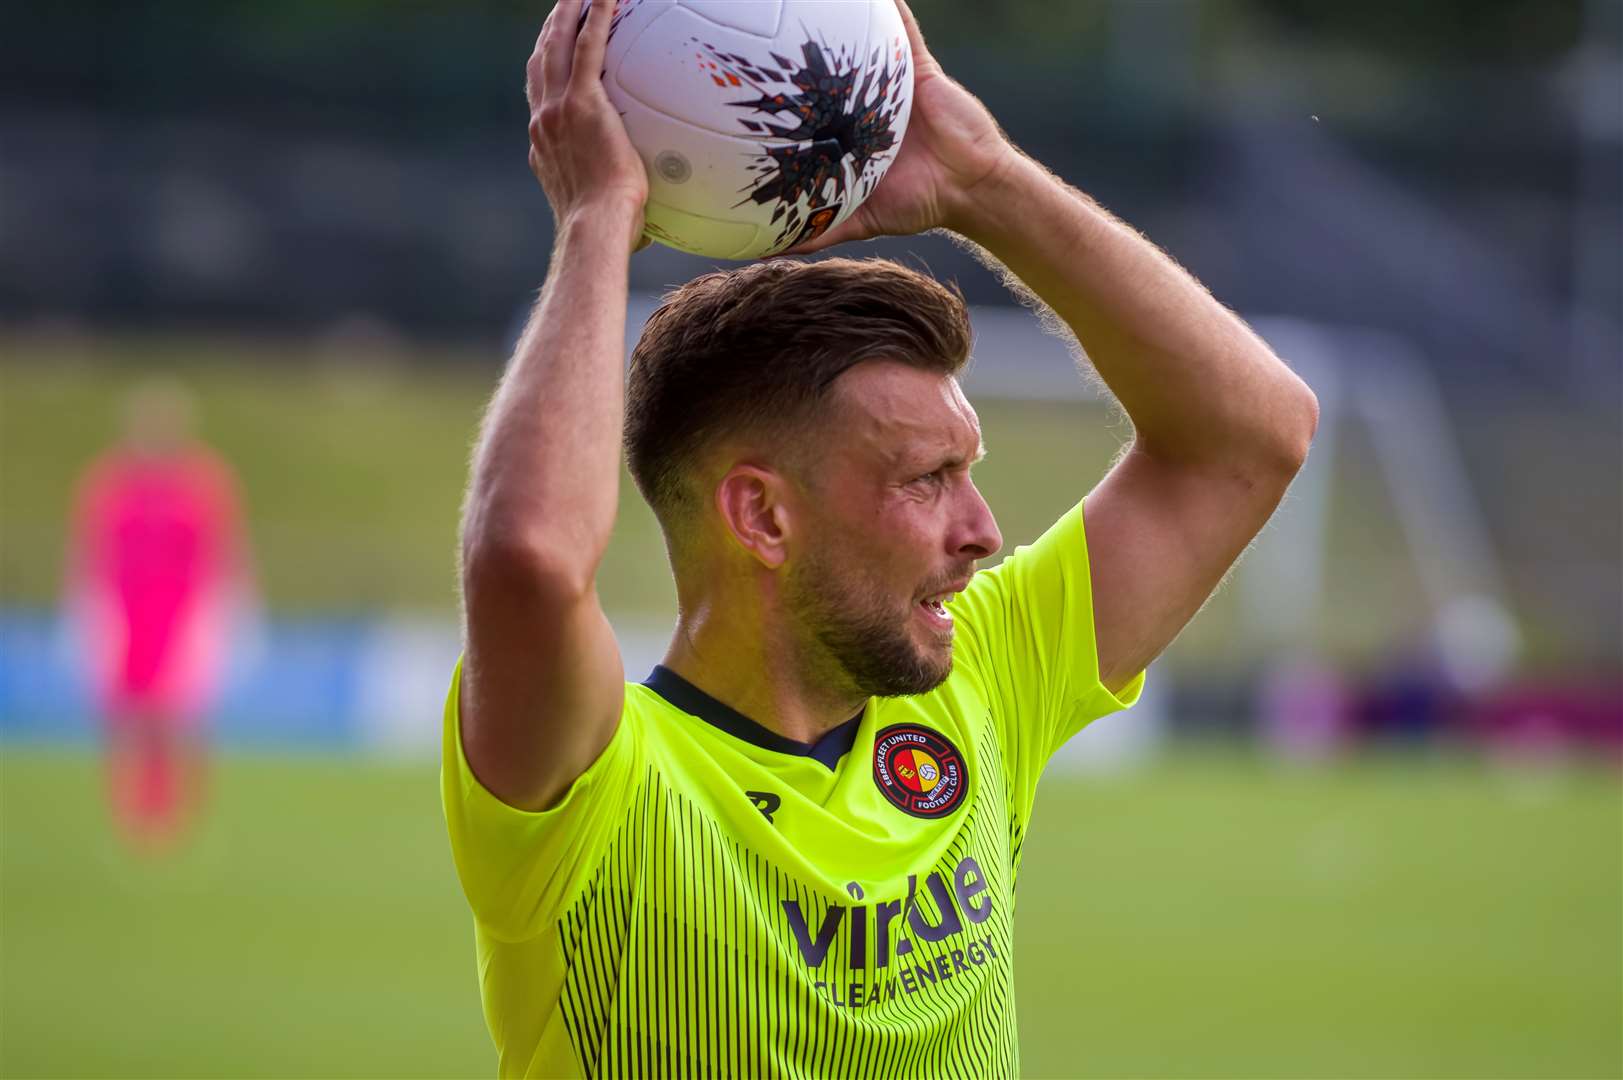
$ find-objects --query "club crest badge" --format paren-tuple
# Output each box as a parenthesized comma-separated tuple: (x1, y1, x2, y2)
(872, 724, 967, 819)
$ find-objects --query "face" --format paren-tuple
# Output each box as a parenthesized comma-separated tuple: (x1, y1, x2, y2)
(784, 361, 1002, 698)
(123, 380, 195, 454)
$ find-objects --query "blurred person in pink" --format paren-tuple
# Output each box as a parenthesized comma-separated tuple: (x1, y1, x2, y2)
(66, 380, 253, 850)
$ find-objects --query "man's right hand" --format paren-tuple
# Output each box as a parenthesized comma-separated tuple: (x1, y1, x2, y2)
(525, 0, 647, 252)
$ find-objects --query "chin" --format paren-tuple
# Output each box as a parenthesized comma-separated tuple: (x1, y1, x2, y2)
(805, 591, 957, 699)
(886, 642, 954, 698)
(919, 655, 953, 693)
(916, 626, 954, 667)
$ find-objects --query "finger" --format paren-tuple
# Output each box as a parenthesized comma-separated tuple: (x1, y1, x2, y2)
(524, 9, 551, 107)
(570, 0, 615, 93)
(541, 0, 584, 101)
(893, 0, 931, 66)
(780, 212, 872, 256)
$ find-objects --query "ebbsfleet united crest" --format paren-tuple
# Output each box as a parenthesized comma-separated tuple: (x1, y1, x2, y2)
(873, 724, 967, 819)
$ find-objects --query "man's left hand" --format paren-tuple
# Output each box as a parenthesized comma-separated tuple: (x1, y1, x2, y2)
(785, 0, 1015, 253)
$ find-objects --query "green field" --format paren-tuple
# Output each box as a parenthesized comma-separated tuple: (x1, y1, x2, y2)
(2, 748, 1617, 1078)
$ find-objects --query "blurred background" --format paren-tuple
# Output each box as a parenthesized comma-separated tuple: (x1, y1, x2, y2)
(2, 1, 1619, 1077)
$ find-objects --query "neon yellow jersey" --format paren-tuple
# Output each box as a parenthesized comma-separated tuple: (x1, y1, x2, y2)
(442, 503, 1143, 1078)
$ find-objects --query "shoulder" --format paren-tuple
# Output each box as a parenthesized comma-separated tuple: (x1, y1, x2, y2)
(181, 447, 240, 498)
(75, 451, 128, 500)
(961, 500, 1088, 603)
(619, 680, 681, 739)
(949, 502, 1091, 656)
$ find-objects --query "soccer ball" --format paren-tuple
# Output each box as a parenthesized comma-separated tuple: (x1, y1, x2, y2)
(590, 0, 913, 259)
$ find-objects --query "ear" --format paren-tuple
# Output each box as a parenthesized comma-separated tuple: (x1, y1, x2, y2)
(715, 464, 793, 569)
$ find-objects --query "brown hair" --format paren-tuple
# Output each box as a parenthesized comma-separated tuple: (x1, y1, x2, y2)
(625, 257, 972, 535)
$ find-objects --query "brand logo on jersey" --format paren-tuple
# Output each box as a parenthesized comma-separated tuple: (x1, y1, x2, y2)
(781, 855, 993, 972)
(872, 724, 966, 819)
(779, 855, 1001, 1007)
(744, 790, 781, 824)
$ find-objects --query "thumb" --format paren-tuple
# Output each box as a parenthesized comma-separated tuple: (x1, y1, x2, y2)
(893, 0, 933, 70)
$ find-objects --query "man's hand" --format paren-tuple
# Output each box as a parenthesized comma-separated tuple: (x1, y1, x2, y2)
(786, 0, 1015, 253)
(526, 0, 648, 252)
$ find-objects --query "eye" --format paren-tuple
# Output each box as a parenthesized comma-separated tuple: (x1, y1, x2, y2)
(909, 469, 945, 489)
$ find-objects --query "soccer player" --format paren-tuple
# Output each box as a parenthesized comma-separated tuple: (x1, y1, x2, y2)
(68, 380, 250, 851)
(443, 1, 1318, 1075)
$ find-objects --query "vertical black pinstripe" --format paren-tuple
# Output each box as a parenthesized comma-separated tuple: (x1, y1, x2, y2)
(555, 714, 1023, 1078)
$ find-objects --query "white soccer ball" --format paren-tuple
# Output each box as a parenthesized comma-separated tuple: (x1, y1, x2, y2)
(590, 0, 914, 259)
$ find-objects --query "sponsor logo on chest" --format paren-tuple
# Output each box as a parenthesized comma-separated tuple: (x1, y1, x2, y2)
(780, 855, 1001, 1007)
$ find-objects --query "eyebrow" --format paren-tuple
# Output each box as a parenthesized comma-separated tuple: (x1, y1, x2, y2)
(880, 423, 986, 473)
(918, 443, 987, 471)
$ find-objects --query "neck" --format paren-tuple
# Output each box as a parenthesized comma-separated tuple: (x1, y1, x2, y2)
(663, 591, 866, 745)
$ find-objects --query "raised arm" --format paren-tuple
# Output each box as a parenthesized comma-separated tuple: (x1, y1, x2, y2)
(960, 156, 1317, 692)
(796, 0, 1318, 692)
(459, 0, 647, 811)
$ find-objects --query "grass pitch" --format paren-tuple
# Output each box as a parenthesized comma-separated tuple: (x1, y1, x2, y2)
(2, 747, 1617, 1078)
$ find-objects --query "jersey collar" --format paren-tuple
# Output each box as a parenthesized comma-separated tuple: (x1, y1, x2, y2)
(642, 665, 863, 771)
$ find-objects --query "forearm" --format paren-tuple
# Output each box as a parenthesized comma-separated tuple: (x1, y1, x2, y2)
(955, 154, 1316, 472)
(463, 208, 635, 586)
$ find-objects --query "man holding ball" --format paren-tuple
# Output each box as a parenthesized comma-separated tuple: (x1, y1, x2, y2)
(443, 0, 1318, 1075)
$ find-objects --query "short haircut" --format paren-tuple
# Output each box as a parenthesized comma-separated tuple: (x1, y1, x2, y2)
(625, 257, 972, 537)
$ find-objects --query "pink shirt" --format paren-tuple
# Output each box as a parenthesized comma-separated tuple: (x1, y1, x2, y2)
(72, 447, 243, 710)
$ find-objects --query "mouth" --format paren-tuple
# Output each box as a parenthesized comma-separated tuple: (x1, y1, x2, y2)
(915, 576, 972, 634)
(915, 596, 953, 635)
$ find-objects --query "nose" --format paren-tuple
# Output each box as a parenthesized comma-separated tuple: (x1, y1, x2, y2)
(954, 481, 1002, 560)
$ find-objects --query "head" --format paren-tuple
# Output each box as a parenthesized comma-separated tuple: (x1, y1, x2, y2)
(120, 377, 196, 455)
(626, 258, 1003, 698)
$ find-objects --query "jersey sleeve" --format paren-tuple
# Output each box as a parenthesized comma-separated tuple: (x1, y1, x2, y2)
(440, 659, 644, 943)
(949, 501, 1145, 811)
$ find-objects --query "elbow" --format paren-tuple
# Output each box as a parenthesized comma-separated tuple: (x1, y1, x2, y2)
(1277, 377, 1320, 475)
(1252, 361, 1320, 478)
(1234, 374, 1319, 494)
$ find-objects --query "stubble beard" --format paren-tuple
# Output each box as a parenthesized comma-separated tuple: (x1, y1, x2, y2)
(787, 549, 952, 699)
